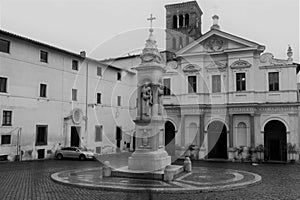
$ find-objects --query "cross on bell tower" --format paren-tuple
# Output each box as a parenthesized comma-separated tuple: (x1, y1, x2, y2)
(147, 14, 156, 31)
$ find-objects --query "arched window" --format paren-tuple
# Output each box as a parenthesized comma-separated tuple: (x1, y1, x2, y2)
(179, 15, 184, 28)
(236, 122, 247, 147)
(172, 37, 176, 50)
(185, 14, 189, 27)
(188, 123, 198, 145)
(179, 37, 183, 48)
(173, 15, 177, 29)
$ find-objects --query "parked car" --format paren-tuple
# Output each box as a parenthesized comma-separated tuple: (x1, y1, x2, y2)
(55, 147, 95, 161)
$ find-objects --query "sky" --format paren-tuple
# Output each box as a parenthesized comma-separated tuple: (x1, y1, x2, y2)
(0, 0, 299, 62)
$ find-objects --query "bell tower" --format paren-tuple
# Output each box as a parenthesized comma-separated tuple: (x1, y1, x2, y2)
(165, 1, 203, 56)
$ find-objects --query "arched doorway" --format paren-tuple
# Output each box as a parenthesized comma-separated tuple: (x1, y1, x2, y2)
(165, 121, 175, 156)
(207, 121, 228, 159)
(264, 120, 287, 161)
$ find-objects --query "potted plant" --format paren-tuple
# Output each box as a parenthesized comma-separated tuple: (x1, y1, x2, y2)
(287, 143, 297, 163)
(247, 147, 257, 163)
(228, 147, 236, 161)
(236, 146, 244, 161)
(255, 144, 264, 163)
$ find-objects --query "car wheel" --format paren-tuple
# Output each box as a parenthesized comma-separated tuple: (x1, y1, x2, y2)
(79, 154, 85, 161)
(57, 154, 63, 160)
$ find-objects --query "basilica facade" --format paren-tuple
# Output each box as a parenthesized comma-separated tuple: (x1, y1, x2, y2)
(104, 1, 300, 162)
(161, 1, 300, 162)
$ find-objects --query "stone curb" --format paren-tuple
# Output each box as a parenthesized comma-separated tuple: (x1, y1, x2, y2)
(50, 167, 262, 194)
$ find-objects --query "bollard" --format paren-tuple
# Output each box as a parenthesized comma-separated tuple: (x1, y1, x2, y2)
(184, 157, 192, 172)
(99, 167, 103, 179)
(103, 161, 112, 177)
(163, 165, 174, 182)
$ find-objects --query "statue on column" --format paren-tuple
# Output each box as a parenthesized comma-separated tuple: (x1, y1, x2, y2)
(141, 83, 153, 117)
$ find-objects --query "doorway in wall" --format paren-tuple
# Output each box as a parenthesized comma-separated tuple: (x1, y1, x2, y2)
(264, 120, 287, 162)
(207, 121, 228, 159)
(71, 126, 80, 147)
(165, 121, 175, 156)
(116, 127, 122, 152)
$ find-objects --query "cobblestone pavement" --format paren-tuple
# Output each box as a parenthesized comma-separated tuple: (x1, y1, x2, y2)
(0, 156, 300, 200)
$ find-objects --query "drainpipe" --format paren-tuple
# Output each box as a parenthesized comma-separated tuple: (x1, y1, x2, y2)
(85, 61, 89, 148)
(80, 51, 88, 149)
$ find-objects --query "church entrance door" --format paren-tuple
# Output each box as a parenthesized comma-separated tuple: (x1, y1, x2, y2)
(207, 121, 228, 159)
(70, 126, 80, 147)
(165, 121, 175, 156)
(264, 120, 287, 162)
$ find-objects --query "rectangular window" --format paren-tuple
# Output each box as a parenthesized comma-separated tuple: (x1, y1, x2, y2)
(36, 125, 48, 146)
(72, 89, 77, 101)
(72, 60, 78, 70)
(117, 72, 121, 81)
(95, 125, 103, 142)
(188, 76, 196, 93)
(0, 39, 10, 53)
(40, 83, 47, 98)
(212, 75, 221, 93)
(95, 146, 101, 154)
(269, 72, 279, 91)
(163, 78, 171, 95)
(236, 73, 246, 91)
(97, 67, 102, 76)
(97, 93, 101, 104)
(2, 110, 12, 126)
(40, 50, 48, 63)
(0, 77, 7, 93)
(117, 96, 121, 106)
(1, 135, 11, 145)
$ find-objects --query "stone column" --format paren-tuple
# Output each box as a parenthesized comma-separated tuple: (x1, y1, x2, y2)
(250, 114, 255, 148)
(181, 115, 185, 146)
(199, 114, 204, 146)
(229, 114, 233, 147)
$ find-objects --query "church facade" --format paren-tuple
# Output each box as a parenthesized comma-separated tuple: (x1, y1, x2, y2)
(161, 1, 300, 162)
(104, 1, 300, 162)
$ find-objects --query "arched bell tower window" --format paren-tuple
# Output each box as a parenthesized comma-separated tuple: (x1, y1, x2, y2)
(179, 15, 184, 28)
(185, 14, 189, 27)
(173, 15, 177, 29)
(172, 37, 176, 50)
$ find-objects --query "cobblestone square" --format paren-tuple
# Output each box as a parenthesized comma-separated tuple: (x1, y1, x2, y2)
(0, 158, 299, 200)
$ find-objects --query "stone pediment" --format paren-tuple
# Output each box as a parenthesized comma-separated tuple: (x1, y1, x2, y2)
(205, 61, 227, 72)
(176, 29, 265, 56)
(182, 64, 201, 74)
(230, 60, 251, 69)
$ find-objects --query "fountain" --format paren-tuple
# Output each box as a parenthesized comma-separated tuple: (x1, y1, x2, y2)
(111, 14, 183, 180)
